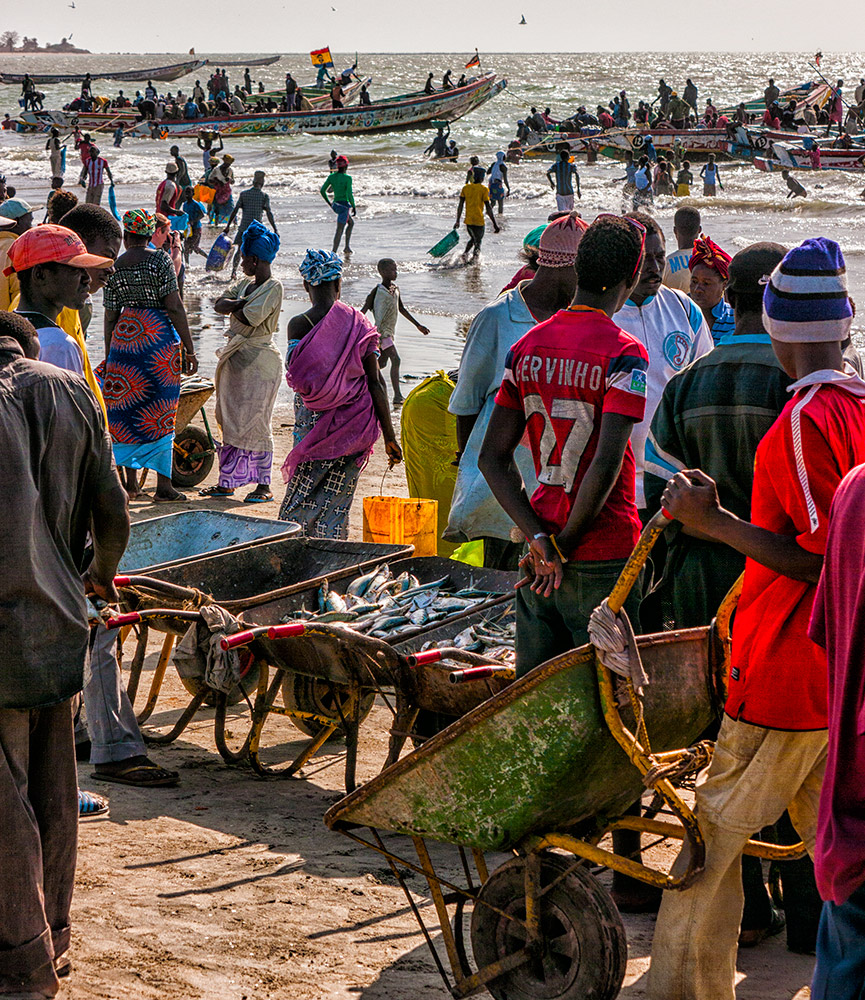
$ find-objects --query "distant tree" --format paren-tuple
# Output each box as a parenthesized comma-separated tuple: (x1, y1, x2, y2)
(0, 31, 19, 51)
(21, 36, 39, 51)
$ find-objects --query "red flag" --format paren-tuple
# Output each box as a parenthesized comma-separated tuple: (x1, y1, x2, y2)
(465, 52, 480, 69)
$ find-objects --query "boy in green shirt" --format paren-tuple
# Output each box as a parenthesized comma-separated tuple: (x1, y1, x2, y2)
(320, 154, 355, 254)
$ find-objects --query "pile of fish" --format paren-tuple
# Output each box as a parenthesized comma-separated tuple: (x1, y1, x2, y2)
(278, 564, 504, 642)
(422, 605, 516, 664)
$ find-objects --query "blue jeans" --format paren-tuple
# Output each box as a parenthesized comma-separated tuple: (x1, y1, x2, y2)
(812, 880, 865, 1000)
(75, 624, 146, 764)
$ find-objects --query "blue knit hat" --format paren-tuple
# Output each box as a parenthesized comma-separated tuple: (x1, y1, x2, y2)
(763, 237, 853, 343)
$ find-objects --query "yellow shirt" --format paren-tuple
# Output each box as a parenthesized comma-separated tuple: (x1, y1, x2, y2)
(0, 232, 19, 311)
(460, 183, 490, 227)
(10, 293, 106, 418)
(56, 306, 106, 418)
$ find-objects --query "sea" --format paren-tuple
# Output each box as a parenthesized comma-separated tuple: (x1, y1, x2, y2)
(2, 50, 865, 392)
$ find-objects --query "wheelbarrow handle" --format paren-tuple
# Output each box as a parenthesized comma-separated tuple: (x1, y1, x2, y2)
(448, 666, 511, 684)
(407, 649, 444, 666)
(220, 626, 270, 651)
(606, 509, 673, 615)
(266, 623, 308, 640)
(104, 608, 204, 629)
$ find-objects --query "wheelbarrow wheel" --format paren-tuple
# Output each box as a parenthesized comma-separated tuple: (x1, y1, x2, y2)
(179, 649, 259, 707)
(470, 853, 627, 1000)
(281, 673, 375, 738)
(172, 425, 214, 488)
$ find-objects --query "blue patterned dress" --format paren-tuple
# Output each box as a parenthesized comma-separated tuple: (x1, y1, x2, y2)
(101, 250, 181, 478)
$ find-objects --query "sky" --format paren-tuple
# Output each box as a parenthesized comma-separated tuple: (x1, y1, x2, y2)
(3, 0, 865, 53)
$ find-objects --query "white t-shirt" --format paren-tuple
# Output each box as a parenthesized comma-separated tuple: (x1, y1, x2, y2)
(663, 248, 693, 293)
(613, 286, 713, 506)
(35, 322, 84, 376)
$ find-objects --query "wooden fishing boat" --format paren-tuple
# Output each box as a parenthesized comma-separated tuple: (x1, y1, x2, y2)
(208, 55, 281, 68)
(755, 141, 865, 171)
(0, 58, 207, 86)
(124, 71, 506, 138)
(17, 76, 368, 133)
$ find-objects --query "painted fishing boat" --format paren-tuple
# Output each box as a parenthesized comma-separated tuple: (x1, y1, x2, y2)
(16, 76, 368, 133)
(594, 126, 735, 160)
(755, 141, 865, 171)
(0, 58, 207, 86)
(123, 71, 506, 138)
(208, 55, 281, 68)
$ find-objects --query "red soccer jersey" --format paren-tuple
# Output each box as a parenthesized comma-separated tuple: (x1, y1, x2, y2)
(728, 379, 865, 731)
(495, 306, 649, 561)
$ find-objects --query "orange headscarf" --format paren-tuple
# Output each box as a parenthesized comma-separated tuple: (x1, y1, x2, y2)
(689, 234, 732, 279)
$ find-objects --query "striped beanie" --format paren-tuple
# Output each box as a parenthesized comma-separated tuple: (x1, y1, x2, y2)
(763, 237, 853, 343)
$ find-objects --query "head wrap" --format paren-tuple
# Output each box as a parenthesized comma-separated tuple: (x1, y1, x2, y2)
(123, 208, 156, 236)
(523, 224, 547, 249)
(689, 234, 732, 279)
(299, 248, 343, 286)
(763, 237, 853, 343)
(537, 212, 589, 268)
(240, 219, 280, 263)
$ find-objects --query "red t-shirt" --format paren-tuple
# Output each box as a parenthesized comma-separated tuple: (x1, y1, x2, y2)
(494, 306, 649, 561)
(809, 465, 865, 905)
(728, 380, 865, 730)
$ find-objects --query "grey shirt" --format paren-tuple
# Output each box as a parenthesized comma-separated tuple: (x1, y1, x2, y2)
(0, 338, 118, 709)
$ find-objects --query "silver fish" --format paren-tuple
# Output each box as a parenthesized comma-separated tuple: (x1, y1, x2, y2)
(325, 590, 348, 613)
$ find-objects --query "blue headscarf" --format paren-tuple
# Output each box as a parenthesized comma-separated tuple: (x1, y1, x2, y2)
(240, 219, 280, 263)
(299, 248, 343, 286)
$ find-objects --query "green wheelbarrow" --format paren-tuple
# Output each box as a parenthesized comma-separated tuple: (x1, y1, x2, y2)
(323, 511, 807, 1000)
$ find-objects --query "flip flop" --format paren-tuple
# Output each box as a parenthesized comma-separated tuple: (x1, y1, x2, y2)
(93, 761, 180, 788)
(199, 486, 234, 498)
(78, 789, 109, 819)
(243, 493, 273, 504)
(152, 493, 188, 503)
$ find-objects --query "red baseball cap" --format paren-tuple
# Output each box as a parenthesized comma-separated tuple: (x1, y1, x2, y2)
(5, 224, 114, 276)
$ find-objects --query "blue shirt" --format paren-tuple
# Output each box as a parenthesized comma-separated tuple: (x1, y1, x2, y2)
(709, 298, 735, 345)
(546, 159, 577, 196)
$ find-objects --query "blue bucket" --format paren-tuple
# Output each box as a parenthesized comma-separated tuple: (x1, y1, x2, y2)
(170, 212, 189, 232)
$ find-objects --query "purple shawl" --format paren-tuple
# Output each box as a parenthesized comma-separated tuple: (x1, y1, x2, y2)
(282, 299, 381, 483)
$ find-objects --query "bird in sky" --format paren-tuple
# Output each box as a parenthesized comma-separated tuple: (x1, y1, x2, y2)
(68, 3, 76, 8)
(519, 13, 526, 23)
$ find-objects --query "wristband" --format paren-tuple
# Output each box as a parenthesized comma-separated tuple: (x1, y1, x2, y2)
(532, 532, 548, 540)
(549, 535, 568, 564)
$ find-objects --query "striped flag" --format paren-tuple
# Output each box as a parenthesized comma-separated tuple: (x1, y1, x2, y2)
(465, 51, 480, 69)
(310, 47, 334, 68)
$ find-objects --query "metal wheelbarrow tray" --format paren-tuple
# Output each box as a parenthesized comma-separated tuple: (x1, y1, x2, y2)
(119, 509, 301, 575)
(119, 556, 518, 790)
(320, 514, 809, 1000)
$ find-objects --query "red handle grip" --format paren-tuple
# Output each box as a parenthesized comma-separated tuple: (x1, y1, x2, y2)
(104, 612, 142, 629)
(220, 630, 257, 651)
(266, 623, 307, 640)
(660, 508, 675, 521)
(114, 575, 131, 587)
(407, 649, 444, 667)
(448, 666, 497, 684)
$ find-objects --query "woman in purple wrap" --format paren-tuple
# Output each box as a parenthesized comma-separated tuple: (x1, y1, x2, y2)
(279, 249, 402, 538)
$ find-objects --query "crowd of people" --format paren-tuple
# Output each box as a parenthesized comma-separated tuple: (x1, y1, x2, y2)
(4, 63, 865, 1000)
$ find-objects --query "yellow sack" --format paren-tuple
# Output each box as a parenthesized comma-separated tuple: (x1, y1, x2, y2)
(400, 371, 458, 557)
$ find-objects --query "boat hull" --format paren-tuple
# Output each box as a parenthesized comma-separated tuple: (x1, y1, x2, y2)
(756, 142, 865, 171)
(0, 58, 207, 85)
(125, 73, 505, 137)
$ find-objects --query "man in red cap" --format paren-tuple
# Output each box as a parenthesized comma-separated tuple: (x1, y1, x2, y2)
(0, 308, 128, 998)
(8, 224, 114, 375)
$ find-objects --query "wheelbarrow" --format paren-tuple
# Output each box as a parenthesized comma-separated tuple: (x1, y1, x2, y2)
(113, 536, 414, 729)
(109, 556, 518, 791)
(322, 512, 808, 1000)
(172, 374, 217, 488)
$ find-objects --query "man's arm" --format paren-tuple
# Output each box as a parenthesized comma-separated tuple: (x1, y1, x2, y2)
(573, 167, 581, 198)
(455, 413, 479, 455)
(104, 163, 113, 184)
(265, 200, 278, 233)
(84, 479, 130, 603)
(546, 164, 555, 187)
(455, 195, 465, 227)
(397, 296, 430, 334)
(320, 177, 332, 203)
(661, 470, 824, 582)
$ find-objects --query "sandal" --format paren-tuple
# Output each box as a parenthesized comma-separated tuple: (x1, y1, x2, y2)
(199, 486, 235, 498)
(243, 490, 273, 504)
(93, 756, 180, 788)
(152, 491, 188, 503)
(78, 789, 109, 820)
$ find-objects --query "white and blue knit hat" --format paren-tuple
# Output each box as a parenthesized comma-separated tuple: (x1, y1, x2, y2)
(763, 237, 853, 343)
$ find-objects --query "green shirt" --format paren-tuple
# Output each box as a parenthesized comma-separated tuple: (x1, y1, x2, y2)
(321, 171, 355, 207)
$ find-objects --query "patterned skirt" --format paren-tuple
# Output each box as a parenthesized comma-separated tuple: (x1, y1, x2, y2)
(278, 454, 363, 540)
(101, 307, 181, 478)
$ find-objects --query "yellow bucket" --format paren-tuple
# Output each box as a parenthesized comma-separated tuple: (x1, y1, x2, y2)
(362, 496, 438, 557)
